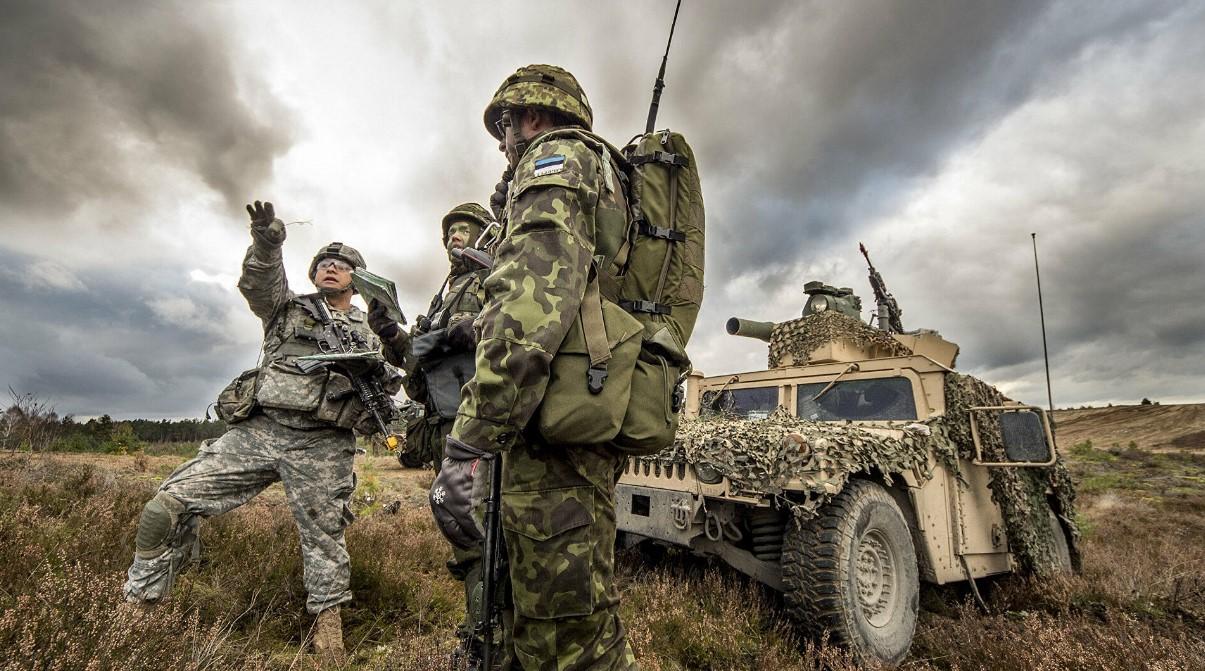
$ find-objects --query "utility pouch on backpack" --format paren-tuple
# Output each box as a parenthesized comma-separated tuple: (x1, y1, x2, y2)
(537, 279, 644, 445)
(214, 368, 260, 424)
(612, 326, 690, 454)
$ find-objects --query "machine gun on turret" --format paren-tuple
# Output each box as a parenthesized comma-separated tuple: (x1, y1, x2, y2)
(859, 243, 903, 333)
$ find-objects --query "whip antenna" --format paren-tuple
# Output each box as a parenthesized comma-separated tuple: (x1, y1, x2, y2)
(645, 0, 683, 134)
(1032, 233, 1054, 411)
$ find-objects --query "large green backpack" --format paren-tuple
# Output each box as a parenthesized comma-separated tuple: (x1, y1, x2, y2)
(610, 130, 704, 453)
(534, 129, 705, 454)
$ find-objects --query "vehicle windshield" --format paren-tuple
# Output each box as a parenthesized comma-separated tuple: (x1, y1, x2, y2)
(702, 386, 778, 420)
(796, 377, 917, 421)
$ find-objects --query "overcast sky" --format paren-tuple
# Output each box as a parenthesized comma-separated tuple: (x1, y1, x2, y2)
(2, 0, 1202, 419)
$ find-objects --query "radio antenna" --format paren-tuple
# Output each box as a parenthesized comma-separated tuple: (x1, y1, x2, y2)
(645, 0, 683, 134)
(1032, 233, 1054, 411)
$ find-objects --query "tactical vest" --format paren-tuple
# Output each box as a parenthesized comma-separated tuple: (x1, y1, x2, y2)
(214, 294, 382, 431)
(411, 270, 487, 420)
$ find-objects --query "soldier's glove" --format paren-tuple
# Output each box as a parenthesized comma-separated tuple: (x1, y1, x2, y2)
(445, 318, 478, 353)
(246, 200, 286, 248)
(488, 167, 513, 220)
(430, 436, 489, 550)
(368, 299, 401, 342)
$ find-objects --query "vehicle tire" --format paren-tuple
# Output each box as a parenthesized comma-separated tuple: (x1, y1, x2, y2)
(397, 449, 426, 469)
(1048, 510, 1073, 573)
(782, 479, 919, 665)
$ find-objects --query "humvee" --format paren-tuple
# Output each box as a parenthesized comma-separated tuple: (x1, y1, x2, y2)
(615, 268, 1078, 665)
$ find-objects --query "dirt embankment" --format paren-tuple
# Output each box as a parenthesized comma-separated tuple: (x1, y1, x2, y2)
(1053, 403, 1205, 453)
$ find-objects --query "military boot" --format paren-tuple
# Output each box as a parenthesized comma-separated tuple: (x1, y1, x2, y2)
(313, 606, 347, 664)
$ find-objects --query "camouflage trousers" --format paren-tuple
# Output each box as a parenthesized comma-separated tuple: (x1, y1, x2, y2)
(122, 414, 357, 614)
(501, 441, 638, 671)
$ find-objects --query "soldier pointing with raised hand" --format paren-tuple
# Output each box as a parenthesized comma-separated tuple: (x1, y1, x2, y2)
(122, 200, 401, 663)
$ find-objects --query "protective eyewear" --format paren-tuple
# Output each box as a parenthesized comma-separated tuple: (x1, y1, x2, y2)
(316, 258, 353, 272)
(494, 109, 513, 138)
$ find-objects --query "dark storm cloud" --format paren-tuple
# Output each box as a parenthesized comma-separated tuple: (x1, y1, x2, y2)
(0, 247, 258, 418)
(664, 0, 1181, 279)
(0, 0, 292, 217)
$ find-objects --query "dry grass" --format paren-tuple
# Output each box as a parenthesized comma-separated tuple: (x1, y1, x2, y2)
(2, 427, 1203, 669)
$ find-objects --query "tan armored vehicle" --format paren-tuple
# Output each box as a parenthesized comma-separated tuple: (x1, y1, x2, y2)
(616, 253, 1079, 664)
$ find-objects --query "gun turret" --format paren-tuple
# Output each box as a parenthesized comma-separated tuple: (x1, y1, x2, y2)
(726, 318, 776, 342)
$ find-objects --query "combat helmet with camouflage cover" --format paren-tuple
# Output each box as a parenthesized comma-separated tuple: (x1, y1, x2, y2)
(308, 242, 366, 282)
(483, 64, 593, 140)
(440, 202, 493, 245)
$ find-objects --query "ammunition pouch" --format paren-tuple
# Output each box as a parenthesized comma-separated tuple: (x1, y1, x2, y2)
(412, 328, 477, 420)
(536, 277, 643, 445)
(255, 361, 382, 432)
(256, 361, 327, 412)
(214, 368, 260, 424)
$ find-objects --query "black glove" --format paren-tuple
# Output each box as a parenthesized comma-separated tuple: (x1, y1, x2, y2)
(446, 318, 478, 352)
(368, 299, 401, 341)
(430, 436, 489, 550)
(246, 200, 286, 247)
(488, 167, 513, 220)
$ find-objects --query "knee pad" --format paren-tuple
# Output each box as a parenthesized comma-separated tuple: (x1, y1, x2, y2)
(135, 491, 185, 556)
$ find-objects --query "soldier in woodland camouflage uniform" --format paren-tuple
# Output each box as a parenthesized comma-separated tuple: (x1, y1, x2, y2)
(122, 201, 401, 661)
(430, 65, 639, 671)
(372, 203, 491, 469)
(369, 203, 504, 661)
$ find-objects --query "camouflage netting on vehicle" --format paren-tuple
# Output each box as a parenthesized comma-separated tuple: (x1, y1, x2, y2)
(940, 373, 1081, 575)
(767, 312, 912, 368)
(658, 409, 948, 518)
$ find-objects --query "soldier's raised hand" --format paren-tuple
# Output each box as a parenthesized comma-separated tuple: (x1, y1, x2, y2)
(246, 200, 286, 247)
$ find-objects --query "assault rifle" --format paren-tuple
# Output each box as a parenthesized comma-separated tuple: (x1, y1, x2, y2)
(296, 297, 400, 449)
(858, 243, 904, 333)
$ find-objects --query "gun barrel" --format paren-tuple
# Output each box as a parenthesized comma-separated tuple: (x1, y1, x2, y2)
(726, 318, 776, 342)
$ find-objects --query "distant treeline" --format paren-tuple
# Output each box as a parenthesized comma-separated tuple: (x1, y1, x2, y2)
(54, 415, 227, 453)
(3, 390, 225, 453)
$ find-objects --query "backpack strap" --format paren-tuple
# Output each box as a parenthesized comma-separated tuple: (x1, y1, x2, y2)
(580, 266, 612, 395)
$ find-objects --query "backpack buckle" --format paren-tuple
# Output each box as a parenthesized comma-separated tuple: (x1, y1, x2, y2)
(587, 365, 608, 395)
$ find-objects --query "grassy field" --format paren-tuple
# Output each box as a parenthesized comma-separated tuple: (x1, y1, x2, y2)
(1, 404, 1202, 670)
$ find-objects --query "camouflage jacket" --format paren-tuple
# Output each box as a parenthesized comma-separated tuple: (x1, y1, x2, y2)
(450, 128, 629, 452)
(238, 241, 401, 431)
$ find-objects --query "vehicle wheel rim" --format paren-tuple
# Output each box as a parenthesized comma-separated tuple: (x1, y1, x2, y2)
(856, 528, 898, 628)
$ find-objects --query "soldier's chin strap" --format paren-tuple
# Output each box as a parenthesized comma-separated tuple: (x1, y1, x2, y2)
(507, 109, 531, 166)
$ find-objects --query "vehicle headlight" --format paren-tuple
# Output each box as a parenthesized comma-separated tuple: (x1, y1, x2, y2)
(807, 295, 830, 314)
(694, 463, 723, 484)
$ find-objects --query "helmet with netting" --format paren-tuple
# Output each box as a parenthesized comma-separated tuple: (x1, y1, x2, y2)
(483, 64, 593, 141)
(440, 202, 493, 244)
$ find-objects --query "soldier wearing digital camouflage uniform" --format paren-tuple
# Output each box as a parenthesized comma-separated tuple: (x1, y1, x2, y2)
(372, 203, 491, 470)
(122, 201, 401, 662)
(430, 65, 639, 671)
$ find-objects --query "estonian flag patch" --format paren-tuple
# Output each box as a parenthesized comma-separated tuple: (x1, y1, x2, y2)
(533, 154, 566, 177)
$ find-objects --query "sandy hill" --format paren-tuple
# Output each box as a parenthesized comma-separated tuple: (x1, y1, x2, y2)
(1053, 403, 1205, 452)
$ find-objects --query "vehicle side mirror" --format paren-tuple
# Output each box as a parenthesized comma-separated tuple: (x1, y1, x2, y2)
(969, 405, 1057, 467)
(999, 410, 1051, 463)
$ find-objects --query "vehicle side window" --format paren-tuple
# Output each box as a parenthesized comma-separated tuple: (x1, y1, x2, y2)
(701, 386, 779, 419)
(796, 378, 917, 421)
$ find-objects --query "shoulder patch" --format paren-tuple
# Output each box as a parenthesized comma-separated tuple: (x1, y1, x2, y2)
(533, 154, 566, 177)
